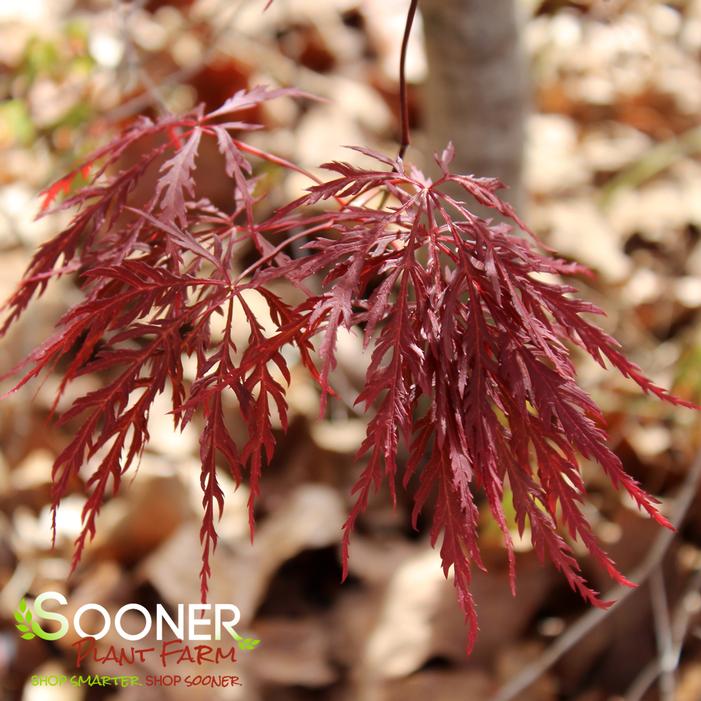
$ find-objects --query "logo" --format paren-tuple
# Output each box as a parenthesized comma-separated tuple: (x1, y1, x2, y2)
(15, 592, 260, 649)
(14, 598, 50, 641)
(18, 592, 259, 689)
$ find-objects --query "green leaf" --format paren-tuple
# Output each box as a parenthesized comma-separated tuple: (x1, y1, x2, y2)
(15, 598, 37, 640)
(238, 637, 261, 651)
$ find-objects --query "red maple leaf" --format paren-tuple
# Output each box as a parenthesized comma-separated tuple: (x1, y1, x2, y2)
(1, 91, 693, 648)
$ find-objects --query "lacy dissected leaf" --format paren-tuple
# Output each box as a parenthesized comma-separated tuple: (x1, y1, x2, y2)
(258, 144, 692, 649)
(1, 78, 692, 651)
(1, 87, 317, 601)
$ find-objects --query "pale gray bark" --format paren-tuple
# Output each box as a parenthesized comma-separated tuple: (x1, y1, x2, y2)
(421, 0, 528, 211)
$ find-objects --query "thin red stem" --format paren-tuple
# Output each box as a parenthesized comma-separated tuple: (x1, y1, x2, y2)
(398, 0, 419, 161)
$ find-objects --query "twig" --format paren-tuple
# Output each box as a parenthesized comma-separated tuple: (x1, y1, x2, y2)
(491, 445, 701, 701)
(116, 0, 171, 115)
(625, 660, 663, 701)
(397, 0, 419, 161)
(650, 565, 676, 701)
(625, 564, 701, 700)
(106, 0, 250, 122)
(376, 0, 419, 211)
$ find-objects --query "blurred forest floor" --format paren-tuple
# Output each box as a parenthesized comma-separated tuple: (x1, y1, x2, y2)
(1, 1, 701, 700)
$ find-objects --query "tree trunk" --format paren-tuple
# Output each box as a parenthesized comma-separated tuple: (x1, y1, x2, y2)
(421, 0, 528, 212)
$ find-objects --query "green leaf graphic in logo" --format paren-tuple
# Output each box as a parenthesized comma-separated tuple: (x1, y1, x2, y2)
(237, 638, 261, 651)
(14, 598, 35, 640)
(228, 630, 260, 651)
(14, 598, 53, 641)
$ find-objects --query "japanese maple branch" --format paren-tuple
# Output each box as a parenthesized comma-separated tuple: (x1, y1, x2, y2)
(398, 0, 419, 160)
(377, 0, 419, 211)
(491, 444, 701, 701)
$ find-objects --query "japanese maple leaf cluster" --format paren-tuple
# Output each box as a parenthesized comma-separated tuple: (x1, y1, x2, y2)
(1, 87, 689, 650)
